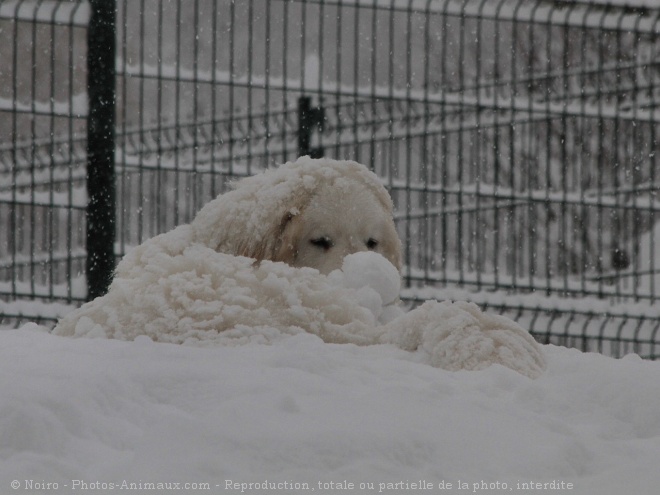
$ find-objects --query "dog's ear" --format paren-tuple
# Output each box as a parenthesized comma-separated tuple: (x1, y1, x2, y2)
(271, 210, 301, 265)
(242, 209, 299, 264)
(264, 186, 313, 265)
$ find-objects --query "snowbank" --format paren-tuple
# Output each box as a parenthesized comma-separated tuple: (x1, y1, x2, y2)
(54, 242, 545, 379)
(54, 235, 383, 347)
(1, 325, 659, 494)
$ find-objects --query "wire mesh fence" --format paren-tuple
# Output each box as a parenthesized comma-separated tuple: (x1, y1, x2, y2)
(1, 0, 659, 358)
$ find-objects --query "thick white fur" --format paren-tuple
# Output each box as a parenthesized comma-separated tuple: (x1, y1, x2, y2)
(54, 157, 546, 378)
(57, 157, 401, 344)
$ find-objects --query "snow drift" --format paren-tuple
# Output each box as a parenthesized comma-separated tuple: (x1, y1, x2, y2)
(2, 326, 659, 495)
(54, 235, 545, 379)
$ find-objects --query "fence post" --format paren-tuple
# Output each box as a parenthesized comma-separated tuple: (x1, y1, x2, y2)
(298, 96, 325, 158)
(86, 0, 117, 301)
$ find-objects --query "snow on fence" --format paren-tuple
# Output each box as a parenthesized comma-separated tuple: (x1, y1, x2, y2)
(1, 0, 660, 359)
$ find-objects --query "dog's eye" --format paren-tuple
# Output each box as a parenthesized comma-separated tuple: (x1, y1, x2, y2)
(310, 236, 333, 251)
(366, 238, 379, 250)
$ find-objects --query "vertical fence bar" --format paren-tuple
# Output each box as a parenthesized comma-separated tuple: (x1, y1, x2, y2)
(650, 13, 660, 304)
(298, 96, 325, 158)
(9, 1, 19, 303)
(156, 0, 164, 235)
(86, 0, 117, 300)
(173, 0, 182, 227)
(298, 96, 312, 157)
(29, 2, 38, 299)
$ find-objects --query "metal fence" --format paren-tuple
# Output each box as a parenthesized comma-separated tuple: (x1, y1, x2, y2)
(1, 0, 660, 358)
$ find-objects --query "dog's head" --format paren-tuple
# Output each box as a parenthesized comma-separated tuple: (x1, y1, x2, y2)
(273, 177, 401, 274)
(192, 157, 402, 274)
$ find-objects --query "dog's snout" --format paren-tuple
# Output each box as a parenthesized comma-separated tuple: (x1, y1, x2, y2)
(343, 238, 369, 258)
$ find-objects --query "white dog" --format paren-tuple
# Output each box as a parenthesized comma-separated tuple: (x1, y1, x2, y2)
(190, 156, 402, 274)
(55, 157, 546, 378)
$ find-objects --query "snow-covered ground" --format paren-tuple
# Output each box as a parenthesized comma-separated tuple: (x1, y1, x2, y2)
(2, 323, 659, 495)
(1, 151, 658, 493)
